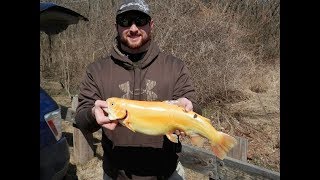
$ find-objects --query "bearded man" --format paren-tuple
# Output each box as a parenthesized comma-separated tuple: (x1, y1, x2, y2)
(75, 0, 201, 179)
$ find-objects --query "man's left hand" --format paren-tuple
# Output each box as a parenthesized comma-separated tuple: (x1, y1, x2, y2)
(176, 97, 193, 112)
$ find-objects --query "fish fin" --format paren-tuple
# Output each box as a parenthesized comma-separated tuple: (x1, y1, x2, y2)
(166, 133, 179, 143)
(189, 133, 205, 147)
(195, 114, 211, 123)
(123, 119, 135, 132)
(211, 132, 238, 160)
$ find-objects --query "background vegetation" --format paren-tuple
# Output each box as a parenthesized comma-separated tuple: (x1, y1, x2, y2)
(40, 0, 279, 104)
(40, 0, 280, 176)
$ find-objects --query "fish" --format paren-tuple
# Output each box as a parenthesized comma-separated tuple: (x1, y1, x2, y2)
(104, 97, 237, 160)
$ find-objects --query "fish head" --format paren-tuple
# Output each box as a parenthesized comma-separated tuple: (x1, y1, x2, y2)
(105, 97, 127, 121)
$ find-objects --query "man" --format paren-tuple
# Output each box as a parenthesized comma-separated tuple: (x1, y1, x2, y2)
(75, 0, 201, 179)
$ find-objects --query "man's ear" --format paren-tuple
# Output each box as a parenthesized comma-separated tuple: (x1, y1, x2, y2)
(149, 19, 154, 30)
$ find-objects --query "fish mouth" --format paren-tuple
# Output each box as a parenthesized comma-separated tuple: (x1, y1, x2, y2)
(104, 108, 128, 121)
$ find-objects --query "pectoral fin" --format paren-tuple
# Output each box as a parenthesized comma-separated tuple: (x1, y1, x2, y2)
(166, 133, 179, 143)
(123, 119, 135, 132)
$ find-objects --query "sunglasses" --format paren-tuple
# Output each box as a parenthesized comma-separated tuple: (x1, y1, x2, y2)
(116, 15, 151, 27)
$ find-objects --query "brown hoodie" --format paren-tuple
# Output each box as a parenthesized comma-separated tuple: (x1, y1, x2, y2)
(75, 39, 200, 179)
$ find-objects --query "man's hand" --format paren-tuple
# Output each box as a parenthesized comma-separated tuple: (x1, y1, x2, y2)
(176, 97, 193, 112)
(165, 97, 193, 112)
(92, 100, 118, 130)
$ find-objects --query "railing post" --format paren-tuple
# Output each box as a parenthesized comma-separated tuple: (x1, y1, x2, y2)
(71, 95, 94, 164)
(226, 136, 248, 162)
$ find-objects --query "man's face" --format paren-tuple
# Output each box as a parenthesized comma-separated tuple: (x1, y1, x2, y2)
(116, 11, 154, 49)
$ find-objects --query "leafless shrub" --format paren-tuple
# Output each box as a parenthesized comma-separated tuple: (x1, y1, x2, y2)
(40, 0, 280, 106)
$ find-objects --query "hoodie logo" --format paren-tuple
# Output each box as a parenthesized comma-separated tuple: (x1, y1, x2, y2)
(119, 79, 157, 100)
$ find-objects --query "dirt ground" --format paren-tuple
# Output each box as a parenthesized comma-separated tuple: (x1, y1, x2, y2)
(52, 83, 280, 180)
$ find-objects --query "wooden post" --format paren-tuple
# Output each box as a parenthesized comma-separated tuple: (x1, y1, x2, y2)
(71, 95, 94, 164)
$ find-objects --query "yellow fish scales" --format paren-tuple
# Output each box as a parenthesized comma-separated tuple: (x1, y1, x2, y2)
(105, 97, 237, 160)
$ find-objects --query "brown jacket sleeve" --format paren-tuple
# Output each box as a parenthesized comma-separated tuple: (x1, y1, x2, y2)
(172, 62, 202, 115)
(74, 66, 101, 133)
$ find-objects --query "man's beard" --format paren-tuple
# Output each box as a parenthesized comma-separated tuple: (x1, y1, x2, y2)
(120, 33, 151, 49)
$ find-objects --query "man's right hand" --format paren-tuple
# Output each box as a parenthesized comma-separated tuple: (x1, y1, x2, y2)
(92, 100, 118, 130)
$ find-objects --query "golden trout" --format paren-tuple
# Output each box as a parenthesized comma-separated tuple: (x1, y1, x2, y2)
(104, 97, 237, 160)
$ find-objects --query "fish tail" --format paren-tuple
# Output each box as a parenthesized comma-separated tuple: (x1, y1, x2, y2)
(210, 132, 237, 160)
